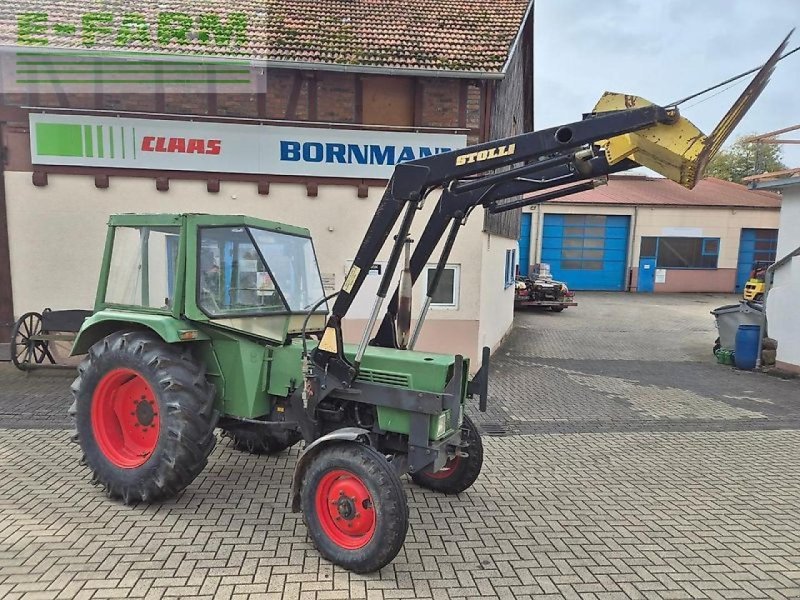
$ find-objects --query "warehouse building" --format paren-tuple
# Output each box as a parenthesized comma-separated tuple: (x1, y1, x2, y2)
(518, 176, 781, 293)
(0, 0, 534, 365)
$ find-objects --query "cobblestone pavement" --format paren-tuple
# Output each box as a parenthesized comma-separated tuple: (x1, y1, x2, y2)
(2, 429, 799, 600)
(1, 293, 800, 599)
(472, 293, 800, 436)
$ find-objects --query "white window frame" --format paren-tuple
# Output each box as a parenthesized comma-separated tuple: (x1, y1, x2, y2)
(424, 263, 460, 309)
(504, 249, 517, 289)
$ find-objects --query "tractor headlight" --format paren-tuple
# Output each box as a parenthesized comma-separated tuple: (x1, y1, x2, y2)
(434, 410, 450, 439)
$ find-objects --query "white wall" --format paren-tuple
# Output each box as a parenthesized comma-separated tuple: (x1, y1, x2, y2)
(767, 257, 800, 369)
(6, 172, 511, 365)
(776, 187, 800, 260)
(767, 185, 800, 371)
(477, 233, 516, 355)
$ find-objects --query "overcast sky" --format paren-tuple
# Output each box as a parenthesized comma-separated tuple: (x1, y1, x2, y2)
(533, 0, 800, 171)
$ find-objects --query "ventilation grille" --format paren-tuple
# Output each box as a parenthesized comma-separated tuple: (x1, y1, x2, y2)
(356, 369, 411, 388)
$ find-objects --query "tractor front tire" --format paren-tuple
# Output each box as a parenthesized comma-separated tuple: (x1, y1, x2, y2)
(301, 443, 408, 573)
(551, 306, 565, 313)
(223, 423, 302, 455)
(411, 414, 483, 494)
(70, 330, 217, 504)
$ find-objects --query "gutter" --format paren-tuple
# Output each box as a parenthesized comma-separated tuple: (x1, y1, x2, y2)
(0, 44, 507, 80)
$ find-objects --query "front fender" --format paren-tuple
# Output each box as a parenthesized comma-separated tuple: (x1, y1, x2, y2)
(290, 427, 371, 512)
(71, 309, 209, 355)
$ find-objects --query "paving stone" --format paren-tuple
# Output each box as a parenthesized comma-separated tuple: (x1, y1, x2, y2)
(2, 293, 800, 599)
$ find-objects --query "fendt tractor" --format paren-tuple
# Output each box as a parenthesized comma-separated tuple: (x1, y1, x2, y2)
(68, 35, 790, 572)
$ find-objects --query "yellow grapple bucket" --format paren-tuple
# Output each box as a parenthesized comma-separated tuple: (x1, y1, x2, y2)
(592, 32, 791, 189)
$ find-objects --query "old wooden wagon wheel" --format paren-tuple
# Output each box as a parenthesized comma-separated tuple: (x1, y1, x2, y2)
(11, 312, 54, 370)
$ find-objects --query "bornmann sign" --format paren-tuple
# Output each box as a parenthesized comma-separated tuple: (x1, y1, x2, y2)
(29, 114, 467, 179)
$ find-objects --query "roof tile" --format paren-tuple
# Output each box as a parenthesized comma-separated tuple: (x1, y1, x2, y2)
(530, 176, 781, 209)
(1, 0, 533, 73)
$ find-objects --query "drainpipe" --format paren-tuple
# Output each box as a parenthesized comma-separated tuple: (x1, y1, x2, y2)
(627, 206, 638, 292)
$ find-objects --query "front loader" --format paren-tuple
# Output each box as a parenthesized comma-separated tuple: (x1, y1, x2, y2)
(68, 33, 790, 573)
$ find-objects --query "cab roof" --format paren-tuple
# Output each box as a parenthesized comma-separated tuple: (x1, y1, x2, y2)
(107, 213, 312, 238)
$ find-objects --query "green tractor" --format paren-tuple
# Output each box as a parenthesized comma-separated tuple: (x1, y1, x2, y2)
(70, 213, 485, 573)
(68, 39, 785, 571)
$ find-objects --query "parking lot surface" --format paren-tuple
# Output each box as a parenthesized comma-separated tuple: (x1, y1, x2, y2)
(1, 292, 799, 599)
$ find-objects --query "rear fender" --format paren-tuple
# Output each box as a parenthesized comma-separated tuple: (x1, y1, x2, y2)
(290, 427, 371, 512)
(71, 310, 209, 355)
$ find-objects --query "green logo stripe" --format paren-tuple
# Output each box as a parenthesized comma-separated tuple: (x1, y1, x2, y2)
(15, 51, 249, 66)
(83, 125, 93, 158)
(96, 125, 104, 158)
(34, 123, 84, 157)
(109, 127, 114, 159)
(17, 79, 251, 84)
(17, 68, 250, 74)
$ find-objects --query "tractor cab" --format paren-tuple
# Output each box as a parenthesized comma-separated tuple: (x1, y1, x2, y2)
(82, 213, 329, 348)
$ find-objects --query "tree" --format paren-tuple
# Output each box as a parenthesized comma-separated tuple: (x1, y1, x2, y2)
(705, 134, 786, 184)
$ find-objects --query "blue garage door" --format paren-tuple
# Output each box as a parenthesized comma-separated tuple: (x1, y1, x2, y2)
(735, 228, 778, 292)
(541, 214, 630, 291)
(518, 213, 532, 276)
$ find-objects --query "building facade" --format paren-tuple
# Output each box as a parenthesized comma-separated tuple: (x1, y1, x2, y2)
(518, 176, 781, 294)
(0, 1, 535, 365)
(751, 175, 800, 374)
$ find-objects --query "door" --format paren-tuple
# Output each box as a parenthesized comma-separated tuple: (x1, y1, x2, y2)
(517, 213, 532, 277)
(638, 258, 656, 293)
(736, 228, 778, 293)
(541, 214, 630, 290)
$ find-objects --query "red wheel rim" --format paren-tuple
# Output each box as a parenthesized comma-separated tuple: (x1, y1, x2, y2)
(91, 368, 160, 468)
(315, 469, 376, 549)
(427, 454, 461, 480)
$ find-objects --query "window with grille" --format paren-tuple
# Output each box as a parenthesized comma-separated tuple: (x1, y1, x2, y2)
(639, 237, 720, 269)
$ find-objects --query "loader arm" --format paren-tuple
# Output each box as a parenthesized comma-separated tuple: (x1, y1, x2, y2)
(310, 32, 790, 390)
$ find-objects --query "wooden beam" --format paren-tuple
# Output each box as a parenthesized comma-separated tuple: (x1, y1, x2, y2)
(458, 80, 468, 129)
(0, 131, 14, 339)
(750, 139, 800, 145)
(307, 73, 318, 121)
(285, 72, 302, 120)
(413, 78, 424, 127)
(256, 68, 267, 118)
(355, 76, 363, 123)
(742, 124, 800, 143)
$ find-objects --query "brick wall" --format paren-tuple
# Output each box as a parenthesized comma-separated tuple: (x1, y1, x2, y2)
(316, 73, 356, 123)
(1, 68, 480, 132)
(419, 78, 459, 127)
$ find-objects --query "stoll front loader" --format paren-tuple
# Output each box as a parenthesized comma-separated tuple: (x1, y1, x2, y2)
(68, 35, 789, 572)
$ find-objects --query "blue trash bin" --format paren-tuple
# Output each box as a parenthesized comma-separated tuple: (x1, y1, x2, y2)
(734, 324, 761, 370)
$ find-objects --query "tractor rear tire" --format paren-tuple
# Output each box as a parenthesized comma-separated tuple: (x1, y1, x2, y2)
(301, 442, 408, 573)
(223, 423, 302, 455)
(411, 414, 483, 494)
(69, 330, 217, 504)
